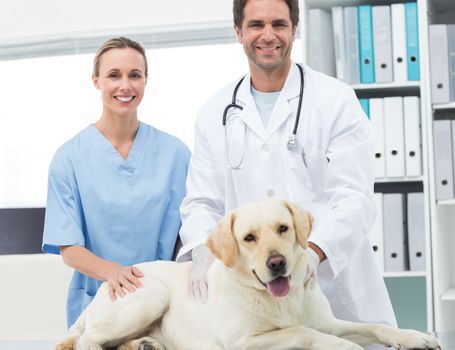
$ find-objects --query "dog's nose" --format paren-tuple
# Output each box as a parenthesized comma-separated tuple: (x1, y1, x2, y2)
(266, 254, 287, 275)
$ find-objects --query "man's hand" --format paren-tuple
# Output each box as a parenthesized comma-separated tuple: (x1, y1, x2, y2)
(188, 244, 215, 300)
(304, 248, 320, 289)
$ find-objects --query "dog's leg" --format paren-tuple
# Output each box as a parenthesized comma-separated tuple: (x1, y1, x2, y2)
(118, 336, 163, 350)
(321, 319, 441, 349)
(232, 326, 363, 350)
(55, 308, 88, 350)
(74, 280, 170, 349)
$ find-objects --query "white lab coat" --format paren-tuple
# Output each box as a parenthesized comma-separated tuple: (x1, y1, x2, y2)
(178, 63, 396, 342)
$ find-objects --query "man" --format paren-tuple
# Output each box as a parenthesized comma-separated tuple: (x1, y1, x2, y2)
(178, 1, 396, 348)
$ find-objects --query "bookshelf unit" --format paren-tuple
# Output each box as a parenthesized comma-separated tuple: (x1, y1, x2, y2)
(300, 0, 437, 332)
(425, 0, 455, 333)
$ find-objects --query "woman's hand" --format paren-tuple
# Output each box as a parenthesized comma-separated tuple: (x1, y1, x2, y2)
(59, 246, 145, 301)
(106, 265, 144, 301)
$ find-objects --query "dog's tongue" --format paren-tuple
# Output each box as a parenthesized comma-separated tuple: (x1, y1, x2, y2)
(266, 276, 290, 297)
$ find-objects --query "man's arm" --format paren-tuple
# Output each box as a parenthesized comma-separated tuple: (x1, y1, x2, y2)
(308, 87, 376, 277)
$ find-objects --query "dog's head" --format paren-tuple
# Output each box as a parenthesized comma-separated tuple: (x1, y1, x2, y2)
(206, 199, 313, 297)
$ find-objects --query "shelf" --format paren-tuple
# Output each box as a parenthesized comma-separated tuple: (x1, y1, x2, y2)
(305, 0, 412, 11)
(383, 271, 426, 278)
(352, 82, 421, 98)
(375, 176, 424, 184)
(436, 199, 455, 205)
(441, 288, 455, 301)
(433, 102, 455, 111)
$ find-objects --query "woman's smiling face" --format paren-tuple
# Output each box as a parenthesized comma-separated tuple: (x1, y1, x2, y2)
(92, 47, 147, 119)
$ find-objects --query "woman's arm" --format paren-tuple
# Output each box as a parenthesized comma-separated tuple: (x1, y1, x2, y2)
(60, 245, 143, 301)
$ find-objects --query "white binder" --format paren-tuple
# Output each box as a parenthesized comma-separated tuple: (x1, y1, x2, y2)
(448, 25, 455, 101)
(370, 98, 386, 178)
(433, 120, 454, 200)
(332, 6, 347, 82)
(452, 121, 455, 195)
(343, 7, 360, 84)
(370, 193, 385, 273)
(309, 9, 336, 77)
(403, 96, 422, 177)
(429, 25, 451, 104)
(384, 97, 405, 177)
(407, 192, 426, 272)
(391, 3, 408, 83)
(383, 193, 408, 272)
(372, 6, 394, 83)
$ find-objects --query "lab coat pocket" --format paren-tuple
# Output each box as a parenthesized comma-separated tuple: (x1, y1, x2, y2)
(287, 150, 329, 202)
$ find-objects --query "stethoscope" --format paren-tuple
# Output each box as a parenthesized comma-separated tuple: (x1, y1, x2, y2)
(222, 63, 306, 170)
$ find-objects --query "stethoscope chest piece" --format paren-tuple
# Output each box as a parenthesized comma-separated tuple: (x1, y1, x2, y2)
(287, 135, 297, 151)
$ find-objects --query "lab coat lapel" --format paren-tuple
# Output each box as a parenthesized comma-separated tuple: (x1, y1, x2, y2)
(235, 74, 267, 140)
(265, 64, 301, 139)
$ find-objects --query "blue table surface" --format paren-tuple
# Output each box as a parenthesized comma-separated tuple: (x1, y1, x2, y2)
(0, 332, 453, 349)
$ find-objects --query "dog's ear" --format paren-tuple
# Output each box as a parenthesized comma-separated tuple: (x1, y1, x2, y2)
(206, 211, 239, 268)
(283, 201, 313, 249)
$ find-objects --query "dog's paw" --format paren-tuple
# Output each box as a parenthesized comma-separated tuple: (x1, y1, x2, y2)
(138, 339, 161, 350)
(118, 337, 163, 350)
(388, 329, 441, 350)
(54, 336, 78, 350)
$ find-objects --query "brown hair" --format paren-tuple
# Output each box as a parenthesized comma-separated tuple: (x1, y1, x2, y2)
(233, 0, 299, 29)
(93, 37, 148, 77)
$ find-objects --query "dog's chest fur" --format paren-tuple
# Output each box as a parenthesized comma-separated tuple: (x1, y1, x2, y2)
(246, 287, 307, 328)
(212, 273, 308, 332)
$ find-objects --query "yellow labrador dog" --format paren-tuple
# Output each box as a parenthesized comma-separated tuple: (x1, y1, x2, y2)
(56, 199, 441, 350)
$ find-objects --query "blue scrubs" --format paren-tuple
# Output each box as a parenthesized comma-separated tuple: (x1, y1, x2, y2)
(42, 122, 191, 327)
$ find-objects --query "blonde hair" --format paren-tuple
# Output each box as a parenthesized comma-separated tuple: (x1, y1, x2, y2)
(93, 37, 148, 77)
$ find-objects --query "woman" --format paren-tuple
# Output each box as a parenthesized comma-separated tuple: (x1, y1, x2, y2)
(42, 37, 191, 328)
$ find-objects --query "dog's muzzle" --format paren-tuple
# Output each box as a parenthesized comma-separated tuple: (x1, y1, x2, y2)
(266, 254, 287, 276)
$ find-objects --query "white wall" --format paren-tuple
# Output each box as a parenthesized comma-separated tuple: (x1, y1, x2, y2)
(0, 0, 233, 41)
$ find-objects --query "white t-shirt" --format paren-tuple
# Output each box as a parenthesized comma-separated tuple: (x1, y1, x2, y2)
(251, 86, 280, 128)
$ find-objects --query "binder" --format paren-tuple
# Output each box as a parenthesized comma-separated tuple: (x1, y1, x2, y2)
(429, 25, 450, 104)
(448, 25, 455, 101)
(433, 120, 454, 200)
(372, 6, 394, 83)
(344, 7, 360, 84)
(403, 96, 422, 177)
(309, 9, 336, 77)
(370, 193, 385, 273)
(383, 193, 408, 272)
(332, 7, 347, 81)
(384, 97, 405, 177)
(452, 121, 455, 195)
(359, 98, 370, 118)
(370, 98, 386, 178)
(405, 2, 420, 81)
(391, 3, 408, 83)
(407, 192, 426, 272)
(358, 5, 375, 83)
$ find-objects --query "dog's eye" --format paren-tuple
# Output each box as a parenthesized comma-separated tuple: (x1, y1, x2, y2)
(244, 233, 256, 242)
(278, 225, 288, 234)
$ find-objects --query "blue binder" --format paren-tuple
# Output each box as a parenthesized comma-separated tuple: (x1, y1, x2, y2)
(359, 98, 370, 118)
(358, 5, 375, 83)
(405, 2, 420, 81)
